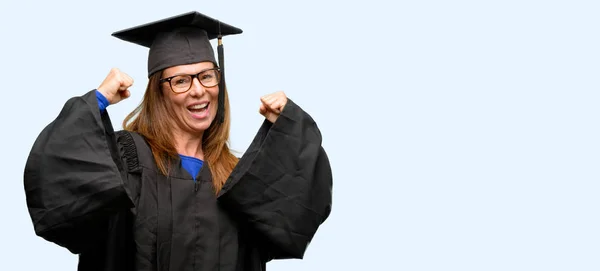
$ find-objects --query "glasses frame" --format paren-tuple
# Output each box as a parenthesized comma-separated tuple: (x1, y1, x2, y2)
(159, 68, 221, 94)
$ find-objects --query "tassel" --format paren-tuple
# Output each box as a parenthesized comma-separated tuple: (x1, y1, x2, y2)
(217, 34, 226, 124)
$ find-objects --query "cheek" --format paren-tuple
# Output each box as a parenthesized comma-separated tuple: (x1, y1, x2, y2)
(166, 93, 186, 107)
(208, 89, 219, 108)
(209, 88, 219, 101)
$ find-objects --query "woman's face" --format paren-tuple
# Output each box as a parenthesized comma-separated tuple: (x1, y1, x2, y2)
(161, 61, 219, 136)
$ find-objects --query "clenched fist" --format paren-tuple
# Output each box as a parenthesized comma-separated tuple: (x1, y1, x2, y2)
(259, 91, 288, 123)
(97, 68, 134, 105)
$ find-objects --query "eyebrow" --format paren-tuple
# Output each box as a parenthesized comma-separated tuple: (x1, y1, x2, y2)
(165, 67, 216, 78)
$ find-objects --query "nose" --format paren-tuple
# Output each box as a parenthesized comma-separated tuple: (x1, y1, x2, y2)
(187, 77, 206, 97)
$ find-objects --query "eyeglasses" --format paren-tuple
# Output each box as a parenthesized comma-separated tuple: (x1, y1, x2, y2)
(159, 68, 221, 93)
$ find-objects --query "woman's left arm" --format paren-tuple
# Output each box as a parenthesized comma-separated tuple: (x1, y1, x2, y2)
(218, 94, 333, 261)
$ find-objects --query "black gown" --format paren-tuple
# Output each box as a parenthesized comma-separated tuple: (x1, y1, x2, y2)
(23, 90, 332, 271)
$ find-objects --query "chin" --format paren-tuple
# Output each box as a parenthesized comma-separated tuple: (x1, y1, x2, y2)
(191, 122, 212, 133)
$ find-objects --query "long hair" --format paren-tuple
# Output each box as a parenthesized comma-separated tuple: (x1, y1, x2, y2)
(122, 71, 239, 194)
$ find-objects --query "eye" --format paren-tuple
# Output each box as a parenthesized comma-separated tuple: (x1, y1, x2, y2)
(173, 76, 191, 86)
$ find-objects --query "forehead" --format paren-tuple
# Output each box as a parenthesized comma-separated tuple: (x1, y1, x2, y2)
(162, 61, 215, 77)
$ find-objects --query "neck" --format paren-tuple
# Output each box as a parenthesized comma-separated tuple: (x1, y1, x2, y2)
(173, 130, 204, 160)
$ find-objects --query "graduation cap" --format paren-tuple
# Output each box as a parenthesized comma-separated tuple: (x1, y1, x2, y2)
(111, 11, 243, 123)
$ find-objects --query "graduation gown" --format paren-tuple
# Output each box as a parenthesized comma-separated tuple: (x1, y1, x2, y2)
(23, 90, 332, 271)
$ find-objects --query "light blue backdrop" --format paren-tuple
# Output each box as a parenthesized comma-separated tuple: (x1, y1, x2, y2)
(1, 0, 598, 270)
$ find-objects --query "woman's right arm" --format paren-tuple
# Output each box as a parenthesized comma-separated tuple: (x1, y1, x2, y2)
(23, 69, 135, 254)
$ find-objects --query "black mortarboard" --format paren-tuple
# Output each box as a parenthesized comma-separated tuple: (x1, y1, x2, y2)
(111, 11, 243, 123)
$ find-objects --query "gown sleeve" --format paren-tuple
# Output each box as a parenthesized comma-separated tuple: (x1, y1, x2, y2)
(23, 89, 134, 254)
(217, 98, 333, 261)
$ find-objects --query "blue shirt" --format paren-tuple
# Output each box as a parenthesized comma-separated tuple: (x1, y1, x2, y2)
(96, 89, 203, 181)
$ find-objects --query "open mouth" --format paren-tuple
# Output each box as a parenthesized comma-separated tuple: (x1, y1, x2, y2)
(188, 102, 209, 114)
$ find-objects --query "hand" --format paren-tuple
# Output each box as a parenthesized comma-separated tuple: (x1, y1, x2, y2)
(97, 68, 134, 105)
(259, 91, 288, 123)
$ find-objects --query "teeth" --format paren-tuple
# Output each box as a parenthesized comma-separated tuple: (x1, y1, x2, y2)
(189, 103, 208, 110)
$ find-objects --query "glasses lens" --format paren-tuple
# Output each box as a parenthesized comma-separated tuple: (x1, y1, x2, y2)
(199, 69, 220, 87)
(171, 75, 192, 93)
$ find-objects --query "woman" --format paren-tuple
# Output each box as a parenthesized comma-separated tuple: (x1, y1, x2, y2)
(23, 11, 332, 271)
